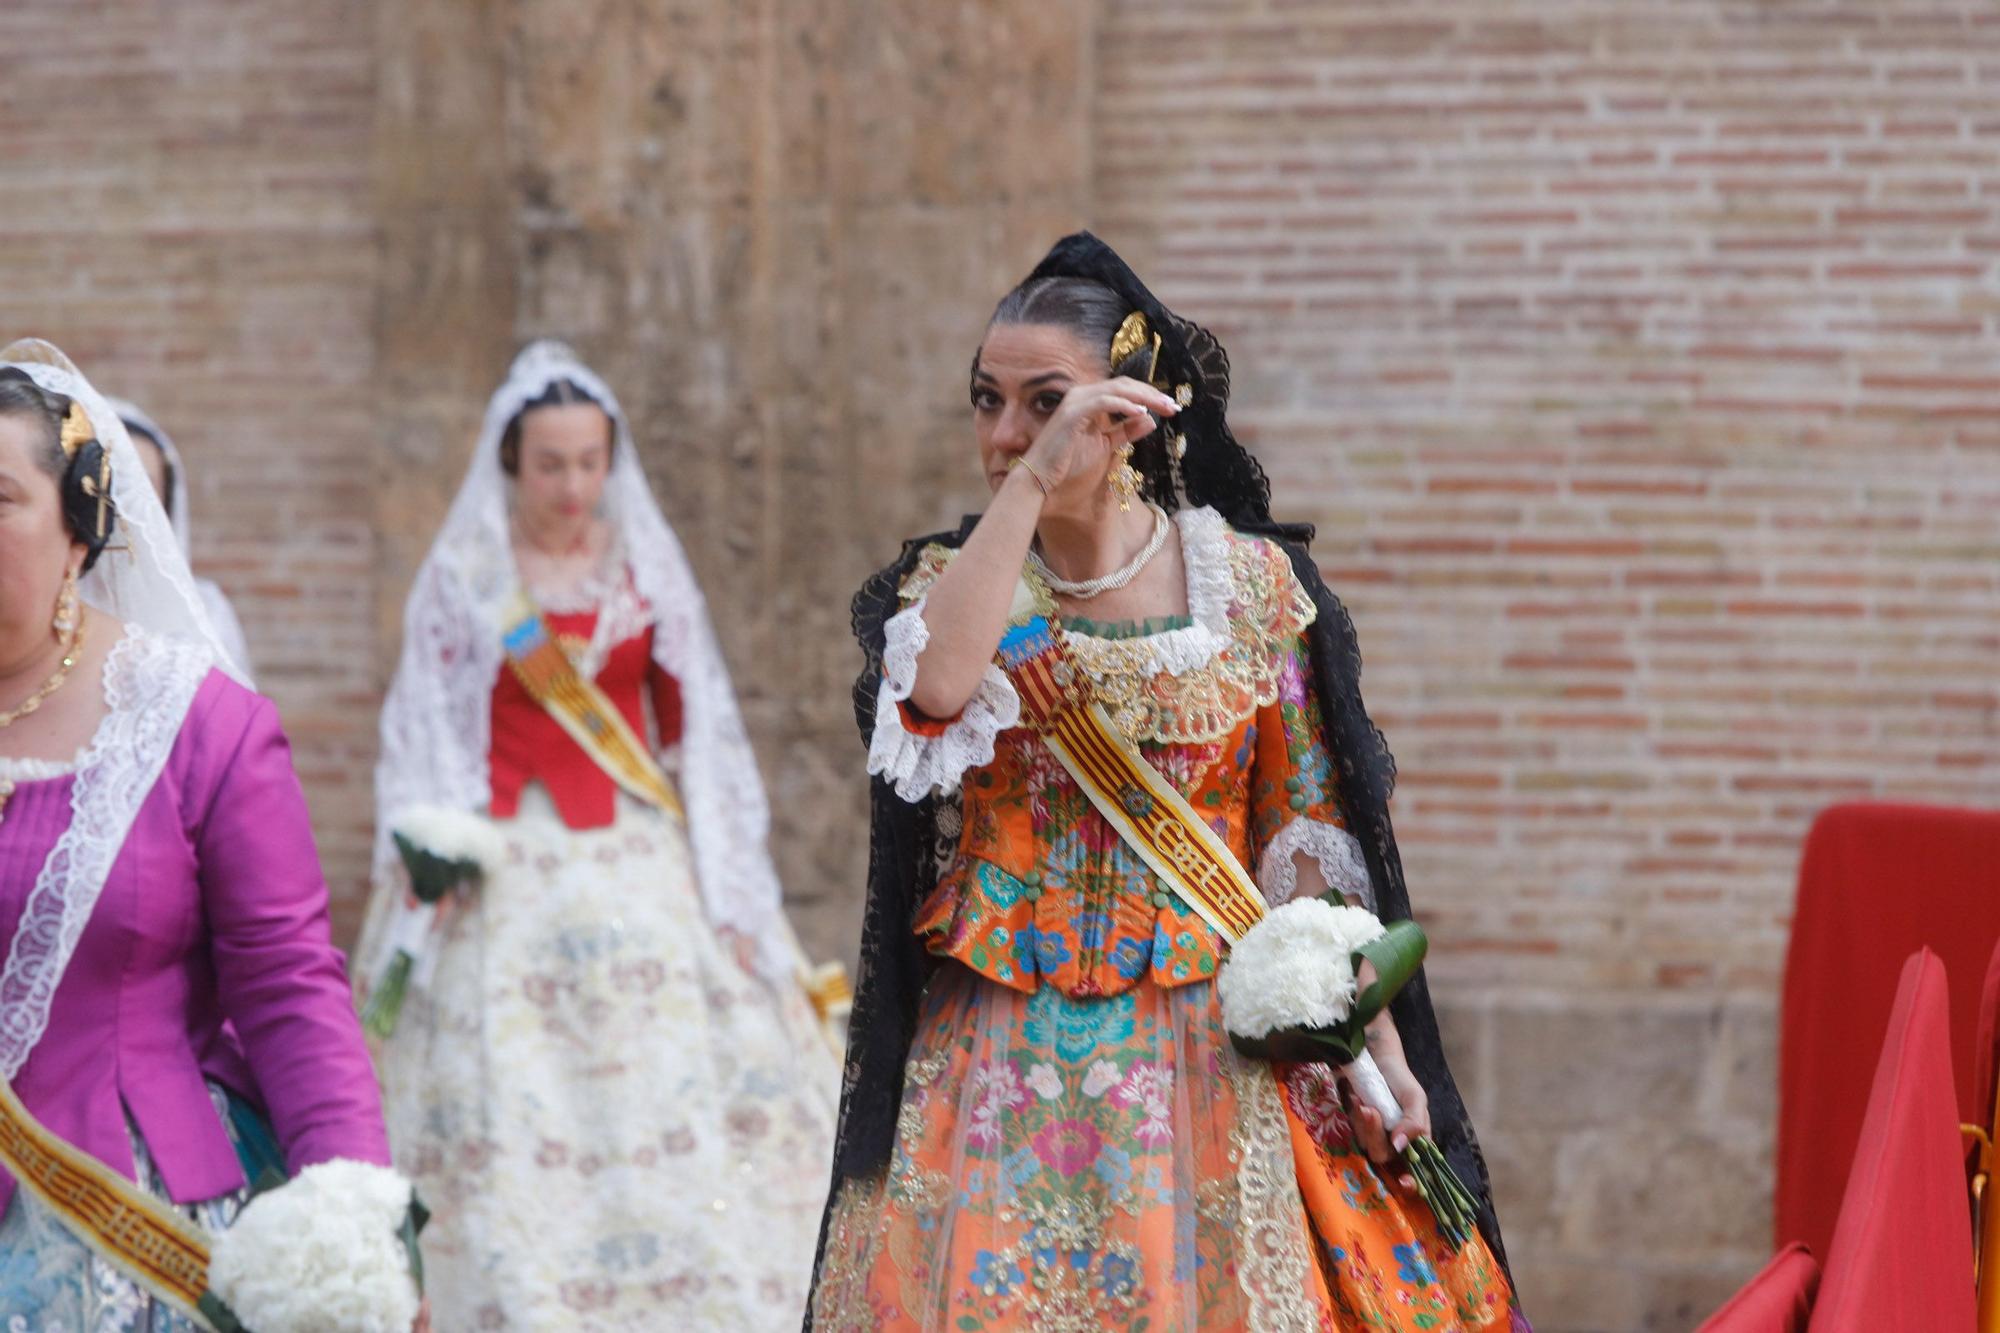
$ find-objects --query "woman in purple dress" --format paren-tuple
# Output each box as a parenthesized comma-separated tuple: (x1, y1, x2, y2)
(0, 339, 414, 1329)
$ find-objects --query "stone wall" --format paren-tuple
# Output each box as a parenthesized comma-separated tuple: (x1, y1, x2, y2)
(5, 2, 1998, 1327)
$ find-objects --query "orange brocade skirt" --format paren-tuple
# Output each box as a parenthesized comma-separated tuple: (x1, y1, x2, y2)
(812, 965, 1516, 1332)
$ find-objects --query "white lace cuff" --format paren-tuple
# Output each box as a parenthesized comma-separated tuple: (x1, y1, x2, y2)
(867, 600, 1021, 802)
(1256, 816, 1374, 910)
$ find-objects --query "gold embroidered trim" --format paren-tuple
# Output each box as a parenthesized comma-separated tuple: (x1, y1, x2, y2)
(1065, 534, 1315, 747)
(809, 1172, 892, 1331)
(896, 543, 959, 607)
(1227, 1054, 1327, 1332)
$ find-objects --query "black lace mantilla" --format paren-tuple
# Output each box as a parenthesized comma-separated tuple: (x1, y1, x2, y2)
(804, 518, 1513, 1322)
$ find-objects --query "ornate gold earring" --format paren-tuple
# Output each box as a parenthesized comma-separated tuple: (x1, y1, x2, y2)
(1108, 444, 1142, 512)
(52, 569, 79, 639)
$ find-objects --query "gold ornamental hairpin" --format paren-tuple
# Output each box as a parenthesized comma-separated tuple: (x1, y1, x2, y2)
(79, 454, 112, 540)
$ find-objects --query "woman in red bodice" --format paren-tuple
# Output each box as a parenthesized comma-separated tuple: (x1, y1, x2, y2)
(360, 341, 839, 1331)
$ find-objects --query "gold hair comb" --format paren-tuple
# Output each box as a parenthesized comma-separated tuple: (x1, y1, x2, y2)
(58, 401, 92, 460)
(1109, 311, 1163, 385)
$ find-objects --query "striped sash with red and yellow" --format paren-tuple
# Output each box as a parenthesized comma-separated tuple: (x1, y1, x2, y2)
(0, 1074, 224, 1326)
(996, 616, 1267, 944)
(501, 598, 684, 820)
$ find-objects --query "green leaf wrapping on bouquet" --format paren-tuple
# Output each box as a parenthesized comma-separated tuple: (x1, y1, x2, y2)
(359, 951, 414, 1042)
(198, 1291, 246, 1333)
(392, 831, 483, 905)
(1351, 919, 1428, 1031)
(401, 1196, 430, 1296)
(1223, 910, 1481, 1250)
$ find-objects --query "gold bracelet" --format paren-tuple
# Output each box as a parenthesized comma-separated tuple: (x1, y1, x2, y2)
(1009, 456, 1054, 497)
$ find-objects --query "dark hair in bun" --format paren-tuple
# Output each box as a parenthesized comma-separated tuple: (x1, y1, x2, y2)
(0, 367, 116, 572)
(498, 378, 613, 478)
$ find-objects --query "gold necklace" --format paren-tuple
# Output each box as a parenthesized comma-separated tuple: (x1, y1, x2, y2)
(0, 616, 86, 731)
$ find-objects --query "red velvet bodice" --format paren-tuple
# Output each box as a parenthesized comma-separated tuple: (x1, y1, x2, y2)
(488, 608, 683, 830)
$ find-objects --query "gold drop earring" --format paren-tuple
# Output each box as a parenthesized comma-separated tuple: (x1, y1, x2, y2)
(1108, 443, 1142, 512)
(52, 569, 79, 639)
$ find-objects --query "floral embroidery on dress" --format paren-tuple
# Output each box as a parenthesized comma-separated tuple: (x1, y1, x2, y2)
(812, 970, 1515, 1332)
(819, 510, 1517, 1332)
(911, 621, 1361, 999)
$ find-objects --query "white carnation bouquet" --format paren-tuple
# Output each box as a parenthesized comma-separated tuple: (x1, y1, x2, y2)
(202, 1159, 425, 1332)
(360, 804, 506, 1040)
(1217, 897, 1479, 1247)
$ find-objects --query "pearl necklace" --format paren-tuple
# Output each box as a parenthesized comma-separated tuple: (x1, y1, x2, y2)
(1029, 504, 1172, 601)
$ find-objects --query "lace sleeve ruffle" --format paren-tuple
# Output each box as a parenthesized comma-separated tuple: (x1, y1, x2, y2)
(1255, 815, 1375, 910)
(866, 598, 1020, 802)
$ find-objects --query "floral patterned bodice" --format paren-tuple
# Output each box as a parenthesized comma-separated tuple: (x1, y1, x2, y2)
(868, 507, 1375, 1001)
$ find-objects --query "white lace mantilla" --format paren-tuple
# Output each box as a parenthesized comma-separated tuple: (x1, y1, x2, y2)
(0, 628, 210, 1078)
(6, 343, 248, 691)
(108, 393, 255, 682)
(1255, 816, 1375, 910)
(365, 340, 798, 988)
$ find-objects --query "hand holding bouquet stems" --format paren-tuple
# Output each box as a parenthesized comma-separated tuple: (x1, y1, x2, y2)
(360, 807, 504, 1041)
(1217, 896, 1481, 1248)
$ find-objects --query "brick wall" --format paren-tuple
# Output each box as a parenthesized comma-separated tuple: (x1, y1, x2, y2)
(6, 2, 1999, 1327)
(0, 0, 382, 936)
(1092, 1, 2000, 1325)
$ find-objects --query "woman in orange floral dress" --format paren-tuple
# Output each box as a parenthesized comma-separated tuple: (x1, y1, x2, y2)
(807, 234, 1529, 1332)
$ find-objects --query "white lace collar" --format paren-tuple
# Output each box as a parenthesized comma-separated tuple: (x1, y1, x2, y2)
(1061, 505, 1234, 678)
(0, 625, 212, 1076)
(0, 630, 140, 784)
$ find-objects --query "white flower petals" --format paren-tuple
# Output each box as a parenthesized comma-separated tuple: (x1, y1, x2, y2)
(208, 1159, 420, 1333)
(391, 803, 507, 878)
(1217, 898, 1388, 1040)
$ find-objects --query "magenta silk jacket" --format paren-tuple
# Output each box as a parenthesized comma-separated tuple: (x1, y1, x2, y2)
(0, 669, 389, 1213)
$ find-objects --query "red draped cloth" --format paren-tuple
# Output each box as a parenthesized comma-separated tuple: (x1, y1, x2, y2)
(1806, 950, 1973, 1331)
(1777, 803, 2000, 1260)
(1975, 935, 2000, 1149)
(1696, 1244, 1819, 1333)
